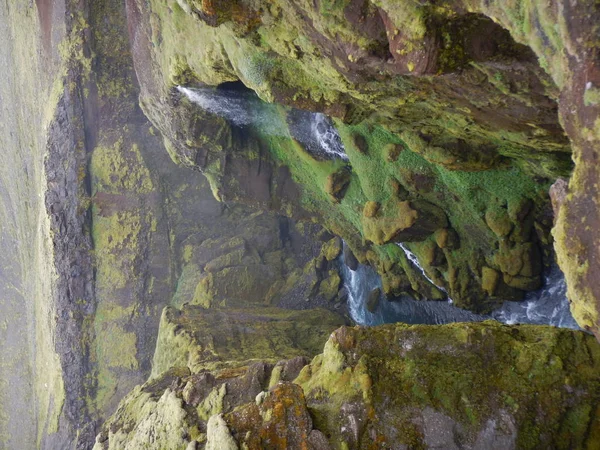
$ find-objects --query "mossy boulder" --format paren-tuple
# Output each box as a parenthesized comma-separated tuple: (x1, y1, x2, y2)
(362, 198, 447, 245)
(366, 288, 381, 313)
(434, 227, 460, 250)
(151, 305, 346, 377)
(481, 266, 501, 296)
(318, 270, 342, 302)
(222, 382, 314, 449)
(324, 168, 351, 203)
(320, 237, 343, 262)
(485, 206, 513, 238)
(96, 321, 600, 449)
(362, 201, 380, 218)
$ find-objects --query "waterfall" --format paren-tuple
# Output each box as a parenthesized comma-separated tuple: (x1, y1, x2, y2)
(491, 264, 579, 329)
(309, 113, 348, 160)
(178, 85, 348, 160)
(340, 249, 486, 326)
(342, 246, 579, 329)
(397, 243, 454, 303)
(177, 85, 287, 136)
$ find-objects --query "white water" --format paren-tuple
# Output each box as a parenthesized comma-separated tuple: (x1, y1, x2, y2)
(341, 249, 486, 326)
(177, 85, 287, 136)
(343, 246, 579, 329)
(491, 264, 579, 329)
(397, 243, 454, 303)
(178, 85, 348, 160)
(309, 113, 348, 160)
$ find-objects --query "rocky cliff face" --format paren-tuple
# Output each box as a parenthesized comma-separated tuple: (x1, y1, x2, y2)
(2, 0, 600, 448)
(123, 0, 600, 329)
(1, 1, 347, 448)
(95, 312, 600, 449)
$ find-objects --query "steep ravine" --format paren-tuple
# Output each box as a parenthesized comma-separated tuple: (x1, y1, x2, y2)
(2, 0, 600, 449)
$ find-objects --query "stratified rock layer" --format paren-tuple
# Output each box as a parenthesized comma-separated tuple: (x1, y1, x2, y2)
(95, 315, 600, 449)
(151, 305, 347, 377)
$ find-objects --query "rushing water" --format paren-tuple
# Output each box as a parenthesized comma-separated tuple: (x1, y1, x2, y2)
(397, 243, 454, 303)
(177, 85, 286, 135)
(491, 264, 579, 329)
(342, 248, 579, 329)
(178, 85, 348, 160)
(340, 252, 486, 326)
(286, 108, 348, 160)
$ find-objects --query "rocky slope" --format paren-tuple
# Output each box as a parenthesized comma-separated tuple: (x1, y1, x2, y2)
(1, 0, 347, 448)
(2, 0, 600, 448)
(95, 310, 600, 449)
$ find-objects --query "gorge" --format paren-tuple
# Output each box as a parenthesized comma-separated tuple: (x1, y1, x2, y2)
(1, 0, 600, 448)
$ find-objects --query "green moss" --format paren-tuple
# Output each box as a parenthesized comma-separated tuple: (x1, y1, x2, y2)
(197, 384, 227, 420)
(320, 237, 343, 261)
(205, 414, 238, 450)
(318, 270, 342, 301)
(92, 210, 143, 289)
(584, 86, 600, 106)
(297, 322, 600, 448)
(91, 140, 155, 194)
(151, 306, 345, 377)
(95, 385, 193, 450)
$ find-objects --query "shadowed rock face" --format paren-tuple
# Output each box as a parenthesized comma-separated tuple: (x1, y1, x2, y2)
(49, 2, 347, 444)
(94, 314, 600, 449)
(2, 1, 348, 448)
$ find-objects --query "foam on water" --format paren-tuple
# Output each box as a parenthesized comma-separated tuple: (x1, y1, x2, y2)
(343, 245, 579, 329)
(491, 264, 579, 329)
(310, 113, 348, 160)
(341, 249, 486, 326)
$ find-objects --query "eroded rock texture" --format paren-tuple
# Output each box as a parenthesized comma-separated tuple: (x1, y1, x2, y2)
(3, 0, 600, 448)
(1, 0, 348, 448)
(95, 311, 600, 449)
(123, 0, 600, 320)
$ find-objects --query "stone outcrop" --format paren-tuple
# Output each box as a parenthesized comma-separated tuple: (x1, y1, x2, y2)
(94, 314, 600, 449)
(151, 305, 347, 377)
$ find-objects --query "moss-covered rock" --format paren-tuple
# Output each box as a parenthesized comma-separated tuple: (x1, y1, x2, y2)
(96, 321, 600, 449)
(320, 237, 343, 262)
(125, 0, 582, 313)
(362, 198, 448, 245)
(324, 167, 352, 203)
(295, 322, 600, 449)
(366, 288, 381, 313)
(151, 305, 346, 377)
(481, 266, 501, 296)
